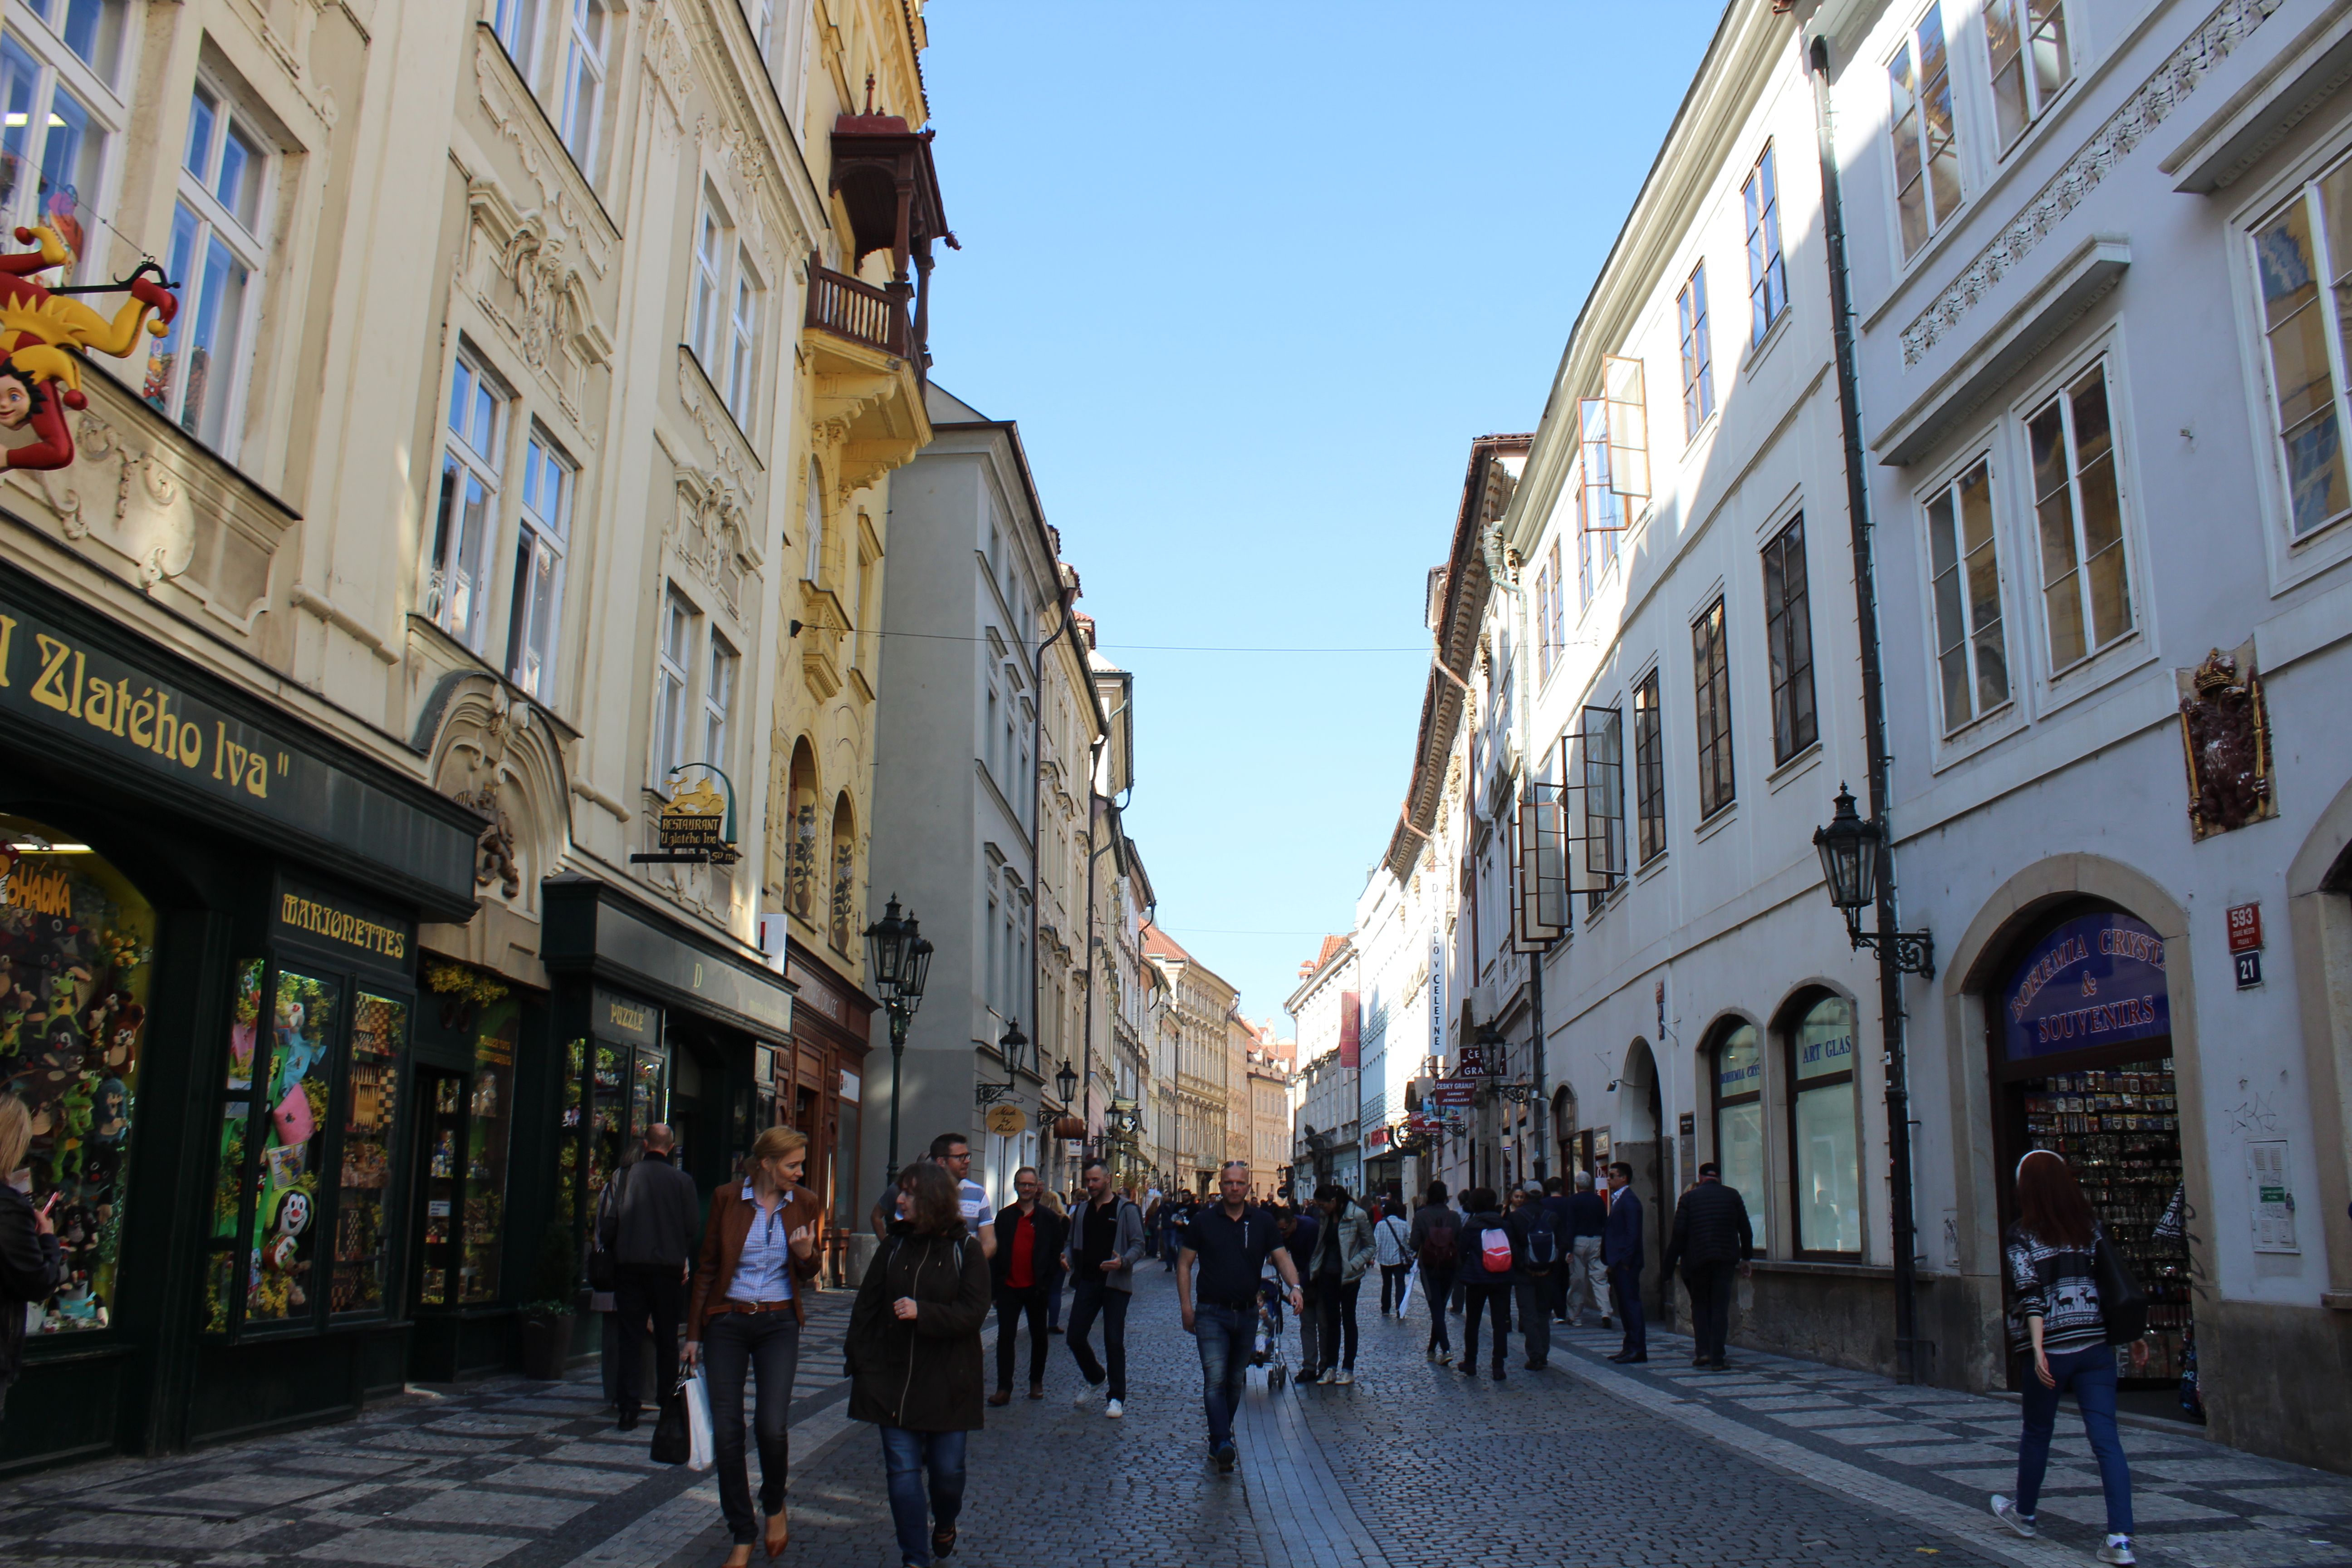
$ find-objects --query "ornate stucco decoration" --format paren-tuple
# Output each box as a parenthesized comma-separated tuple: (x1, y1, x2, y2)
(671, 466, 759, 619)
(2177, 640, 2276, 840)
(421, 676, 574, 916)
(465, 182, 613, 431)
(1901, 0, 2283, 366)
(675, 345, 759, 492)
(473, 29, 614, 279)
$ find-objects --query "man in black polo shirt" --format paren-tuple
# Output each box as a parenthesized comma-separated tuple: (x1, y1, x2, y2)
(1177, 1160, 1303, 1474)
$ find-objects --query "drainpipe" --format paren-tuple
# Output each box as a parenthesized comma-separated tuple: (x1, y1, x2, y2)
(1810, 35, 1924, 1386)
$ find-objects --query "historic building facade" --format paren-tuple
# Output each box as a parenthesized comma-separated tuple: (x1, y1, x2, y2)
(1144, 925, 1236, 1193)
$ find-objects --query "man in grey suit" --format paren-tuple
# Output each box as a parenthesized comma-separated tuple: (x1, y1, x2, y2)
(604, 1124, 701, 1428)
(1064, 1159, 1145, 1417)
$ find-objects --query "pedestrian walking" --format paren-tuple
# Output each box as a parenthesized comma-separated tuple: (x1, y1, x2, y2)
(1560, 1171, 1609, 1328)
(1506, 1180, 1561, 1369)
(1065, 1159, 1144, 1417)
(1991, 1149, 2143, 1566)
(1037, 1186, 1068, 1333)
(1175, 1161, 1303, 1474)
(848, 1161, 991, 1568)
(1537, 1177, 1574, 1323)
(603, 1122, 700, 1431)
(1661, 1162, 1753, 1369)
(1407, 1181, 1460, 1362)
(1603, 1162, 1647, 1362)
(1277, 1201, 1321, 1380)
(1307, 1185, 1373, 1383)
(1455, 1187, 1520, 1381)
(986, 1167, 1064, 1405)
(869, 1133, 998, 1260)
(0, 1096, 64, 1419)
(683, 1127, 823, 1564)
(1373, 1201, 1413, 1315)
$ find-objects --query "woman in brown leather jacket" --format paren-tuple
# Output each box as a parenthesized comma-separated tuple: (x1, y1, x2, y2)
(848, 1161, 990, 1568)
(684, 1127, 823, 1563)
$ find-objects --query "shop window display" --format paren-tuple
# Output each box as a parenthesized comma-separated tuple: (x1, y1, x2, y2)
(1711, 1023, 1766, 1243)
(1790, 994, 1862, 1255)
(331, 993, 405, 1313)
(0, 819, 153, 1334)
(461, 1000, 515, 1303)
(246, 969, 337, 1322)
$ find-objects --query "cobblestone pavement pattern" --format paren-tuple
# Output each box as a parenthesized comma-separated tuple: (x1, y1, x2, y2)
(2, 1269, 2346, 1568)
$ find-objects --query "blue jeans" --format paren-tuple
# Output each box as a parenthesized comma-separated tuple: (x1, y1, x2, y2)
(1191, 1302, 1254, 1450)
(2018, 1343, 2133, 1536)
(879, 1427, 966, 1567)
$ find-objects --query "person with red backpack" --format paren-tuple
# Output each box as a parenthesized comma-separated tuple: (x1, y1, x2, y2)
(1455, 1187, 1522, 1381)
(1407, 1181, 1460, 1363)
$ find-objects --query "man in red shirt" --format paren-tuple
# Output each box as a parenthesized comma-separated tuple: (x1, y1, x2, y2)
(988, 1167, 1065, 1405)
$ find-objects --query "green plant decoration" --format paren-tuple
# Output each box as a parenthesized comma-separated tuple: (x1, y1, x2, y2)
(519, 1220, 578, 1321)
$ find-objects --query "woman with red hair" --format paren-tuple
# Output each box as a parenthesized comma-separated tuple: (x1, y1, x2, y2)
(1992, 1148, 2141, 1563)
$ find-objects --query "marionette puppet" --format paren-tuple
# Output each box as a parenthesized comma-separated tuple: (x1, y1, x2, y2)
(0, 222, 178, 471)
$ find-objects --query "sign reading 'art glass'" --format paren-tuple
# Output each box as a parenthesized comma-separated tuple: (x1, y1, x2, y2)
(2003, 911, 2171, 1062)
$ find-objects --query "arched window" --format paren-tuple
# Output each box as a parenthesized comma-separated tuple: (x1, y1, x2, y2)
(1710, 1022, 1765, 1236)
(786, 740, 818, 918)
(827, 794, 855, 953)
(1788, 993, 1861, 1255)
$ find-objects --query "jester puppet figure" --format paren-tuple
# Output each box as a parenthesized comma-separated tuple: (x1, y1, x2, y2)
(0, 223, 177, 471)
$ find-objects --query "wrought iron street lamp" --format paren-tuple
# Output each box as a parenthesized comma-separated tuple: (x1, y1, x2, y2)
(865, 895, 933, 1181)
(1813, 784, 1934, 977)
(976, 1019, 1030, 1107)
(1054, 1056, 1079, 1107)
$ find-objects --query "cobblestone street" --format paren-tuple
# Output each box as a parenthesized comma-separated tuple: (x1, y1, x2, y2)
(4, 1269, 2347, 1568)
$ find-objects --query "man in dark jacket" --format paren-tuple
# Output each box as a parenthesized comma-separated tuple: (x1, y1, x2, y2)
(987, 1166, 1065, 1404)
(604, 1124, 702, 1429)
(1506, 1181, 1561, 1369)
(1560, 1171, 1610, 1328)
(1662, 1162, 1754, 1369)
(1602, 1162, 1647, 1363)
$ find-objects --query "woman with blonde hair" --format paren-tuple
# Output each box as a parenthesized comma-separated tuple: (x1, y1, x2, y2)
(685, 1126, 824, 1563)
(0, 1095, 64, 1416)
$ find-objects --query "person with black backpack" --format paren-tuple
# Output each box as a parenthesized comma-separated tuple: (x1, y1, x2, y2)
(1407, 1181, 1460, 1363)
(1455, 1187, 1521, 1382)
(1991, 1150, 2146, 1565)
(1506, 1181, 1561, 1370)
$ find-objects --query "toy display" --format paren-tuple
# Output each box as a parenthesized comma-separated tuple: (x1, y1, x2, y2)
(0, 223, 178, 471)
(243, 969, 336, 1323)
(329, 992, 404, 1314)
(0, 816, 152, 1335)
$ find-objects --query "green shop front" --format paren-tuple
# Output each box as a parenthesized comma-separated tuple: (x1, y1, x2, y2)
(0, 561, 483, 1474)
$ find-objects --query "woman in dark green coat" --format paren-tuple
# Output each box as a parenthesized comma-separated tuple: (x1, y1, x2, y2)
(847, 1161, 991, 1567)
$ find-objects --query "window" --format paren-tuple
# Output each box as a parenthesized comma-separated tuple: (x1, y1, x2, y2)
(1711, 1023, 1765, 1238)
(1761, 516, 1818, 764)
(1925, 458, 2009, 729)
(2252, 160, 2352, 537)
(1984, 0, 2070, 147)
(1890, 5, 1962, 258)
(1535, 560, 1556, 683)
(1743, 149, 1787, 343)
(1633, 668, 1666, 863)
(428, 348, 510, 649)
(1692, 599, 1735, 819)
(654, 588, 695, 784)
(556, 0, 608, 175)
(0, 0, 126, 275)
(506, 428, 573, 701)
(493, 0, 544, 74)
(1679, 262, 1715, 434)
(703, 633, 738, 766)
(690, 198, 729, 372)
(726, 256, 764, 422)
(1546, 538, 1565, 658)
(1789, 994, 1861, 1255)
(1580, 705, 1624, 887)
(2026, 361, 2133, 670)
(804, 460, 826, 582)
(149, 79, 270, 454)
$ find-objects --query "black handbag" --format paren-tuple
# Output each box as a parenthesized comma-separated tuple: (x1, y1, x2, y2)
(586, 1170, 623, 1292)
(648, 1370, 690, 1465)
(2092, 1230, 2147, 1345)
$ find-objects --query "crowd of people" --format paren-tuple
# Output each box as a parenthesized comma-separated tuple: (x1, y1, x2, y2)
(563, 1126, 2148, 1568)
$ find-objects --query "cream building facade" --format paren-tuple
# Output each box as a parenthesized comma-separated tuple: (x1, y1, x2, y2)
(1144, 924, 1237, 1193)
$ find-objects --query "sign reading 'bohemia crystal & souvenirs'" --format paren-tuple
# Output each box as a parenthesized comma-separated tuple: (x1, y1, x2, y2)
(2003, 911, 2171, 1062)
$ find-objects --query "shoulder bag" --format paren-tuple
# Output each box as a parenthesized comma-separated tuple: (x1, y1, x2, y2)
(2092, 1228, 2147, 1345)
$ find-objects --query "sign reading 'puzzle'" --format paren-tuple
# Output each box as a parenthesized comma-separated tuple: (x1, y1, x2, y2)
(2003, 911, 2171, 1061)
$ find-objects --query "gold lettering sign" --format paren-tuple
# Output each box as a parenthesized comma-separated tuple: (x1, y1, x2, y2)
(657, 775, 737, 865)
(607, 998, 650, 1035)
(278, 892, 410, 961)
(4, 860, 73, 916)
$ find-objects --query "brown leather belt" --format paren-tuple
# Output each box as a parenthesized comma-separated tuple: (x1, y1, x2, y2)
(720, 1298, 795, 1315)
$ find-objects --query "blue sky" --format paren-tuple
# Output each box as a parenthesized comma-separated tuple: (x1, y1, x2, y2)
(918, 2, 1729, 1038)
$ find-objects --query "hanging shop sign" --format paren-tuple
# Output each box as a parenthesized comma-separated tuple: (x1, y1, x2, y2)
(985, 1103, 1026, 1137)
(2003, 911, 2171, 1062)
(634, 766, 739, 866)
(1457, 1044, 1490, 1079)
(0, 227, 178, 472)
(1338, 990, 1360, 1069)
(1431, 1077, 1475, 1107)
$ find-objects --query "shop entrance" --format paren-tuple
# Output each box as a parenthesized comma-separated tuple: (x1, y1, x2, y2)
(1989, 902, 2197, 1417)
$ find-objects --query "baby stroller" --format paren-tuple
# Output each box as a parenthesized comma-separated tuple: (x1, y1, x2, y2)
(1245, 1267, 1289, 1392)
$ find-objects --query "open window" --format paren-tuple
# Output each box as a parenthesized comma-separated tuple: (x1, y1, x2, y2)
(1512, 786, 1568, 948)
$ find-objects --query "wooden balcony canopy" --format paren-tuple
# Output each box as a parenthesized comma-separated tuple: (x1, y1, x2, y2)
(830, 113, 952, 285)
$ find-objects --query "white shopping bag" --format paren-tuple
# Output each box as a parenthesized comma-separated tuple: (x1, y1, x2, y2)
(1397, 1267, 1416, 1317)
(682, 1368, 715, 1472)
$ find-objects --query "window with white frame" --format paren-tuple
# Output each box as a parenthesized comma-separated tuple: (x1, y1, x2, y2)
(726, 254, 764, 422)
(2252, 159, 2352, 538)
(427, 346, 510, 650)
(653, 587, 695, 784)
(804, 460, 826, 582)
(685, 191, 764, 429)
(149, 76, 271, 456)
(1742, 151, 1786, 344)
(555, 0, 608, 176)
(690, 195, 730, 371)
(0, 0, 127, 276)
(1983, 0, 2071, 147)
(1679, 261, 1715, 434)
(1923, 457, 2010, 730)
(1890, 4, 1962, 258)
(703, 632, 738, 767)
(493, 0, 544, 77)
(1535, 557, 1556, 684)
(1546, 537, 1565, 655)
(2025, 361, 2134, 671)
(506, 427, 573, 701)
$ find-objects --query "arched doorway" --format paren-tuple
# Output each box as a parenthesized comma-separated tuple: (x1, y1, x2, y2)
(1984, 899, 2194, 1402)
(1617, 1038, 1666, 1317)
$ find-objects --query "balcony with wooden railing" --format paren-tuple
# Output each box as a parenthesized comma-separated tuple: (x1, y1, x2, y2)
(804, 260, 911, 361)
